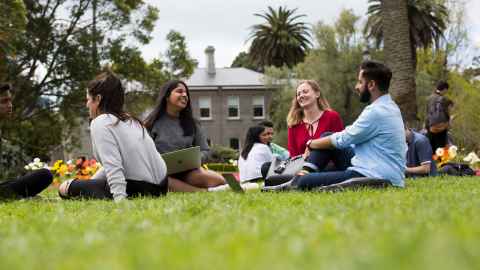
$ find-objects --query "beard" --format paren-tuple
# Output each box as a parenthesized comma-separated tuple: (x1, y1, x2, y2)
(359, 85, 371, 103)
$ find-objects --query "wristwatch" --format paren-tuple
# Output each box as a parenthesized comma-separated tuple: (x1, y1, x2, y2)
(306, 139, 313, 150)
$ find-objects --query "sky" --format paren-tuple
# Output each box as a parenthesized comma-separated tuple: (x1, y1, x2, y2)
(142, 0, 480, 68)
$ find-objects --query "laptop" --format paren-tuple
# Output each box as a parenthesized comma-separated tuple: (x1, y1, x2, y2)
(223, 173, 244, 193)
(161, 146, 201, 174)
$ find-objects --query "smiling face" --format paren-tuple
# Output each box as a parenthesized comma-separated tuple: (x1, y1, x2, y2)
(0, 90, 13, 119)
(166, 83, 189, 113)
(296, 82, 319, 109)
(86, 91, 101, 120)
(259, 127, 274, 144)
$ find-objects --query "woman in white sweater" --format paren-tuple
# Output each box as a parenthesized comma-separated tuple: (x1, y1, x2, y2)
(58, 71, 168, 201)
(238, 125, 274, 182)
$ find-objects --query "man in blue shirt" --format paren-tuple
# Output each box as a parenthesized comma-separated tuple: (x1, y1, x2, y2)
(405, 127, 437, 177)
(264, 61, 407, 191)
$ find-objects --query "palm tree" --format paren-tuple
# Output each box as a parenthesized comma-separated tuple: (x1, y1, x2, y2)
(382, 0, 418, 125)
(248, 6, 312, 70)
(365, 0, 448, 65)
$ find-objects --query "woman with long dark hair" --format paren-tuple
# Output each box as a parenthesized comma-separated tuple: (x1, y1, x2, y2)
(238, 125, 273, 182)
(58, 71, 168, 201)
(144, 80, 225, 192)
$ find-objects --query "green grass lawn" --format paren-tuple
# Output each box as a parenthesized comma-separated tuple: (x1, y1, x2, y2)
(1, 177, 480, 270)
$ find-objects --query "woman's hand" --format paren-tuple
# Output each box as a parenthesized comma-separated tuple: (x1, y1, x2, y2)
(303, 148, 310, 160)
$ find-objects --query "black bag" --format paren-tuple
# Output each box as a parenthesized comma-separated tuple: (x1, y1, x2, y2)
(440, 163, 475, 176)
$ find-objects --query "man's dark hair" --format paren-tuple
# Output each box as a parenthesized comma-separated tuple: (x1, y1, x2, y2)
(436, 81, 449, 91)
(258, 120, 273, 128)
(0, 83, 11, 94)
(360, 61, 392, 93)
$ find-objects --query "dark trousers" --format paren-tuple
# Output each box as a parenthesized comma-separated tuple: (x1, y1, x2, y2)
(66, 178, 168, 200)
(0, 169, 53, 200)
(426, 129, 448, 152)
(296, 132, 363, 190)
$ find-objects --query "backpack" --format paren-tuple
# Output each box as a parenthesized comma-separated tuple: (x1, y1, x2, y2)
(427, 95, 450, 133)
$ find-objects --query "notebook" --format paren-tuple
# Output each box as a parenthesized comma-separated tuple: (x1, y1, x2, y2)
(161, 146, 201, 174)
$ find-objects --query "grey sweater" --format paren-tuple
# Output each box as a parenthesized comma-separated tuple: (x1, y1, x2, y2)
(150, 115, 210, 162)
(91, 114, 167, 200)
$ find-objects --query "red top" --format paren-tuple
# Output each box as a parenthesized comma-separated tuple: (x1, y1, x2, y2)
(287, 110, 344, 156)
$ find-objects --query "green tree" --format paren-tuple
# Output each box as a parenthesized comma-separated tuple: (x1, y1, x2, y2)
(165, 30, 198, 79)
(2, 0, 160, 163)
(0, 0, 27, 80)
(248, 6, 312, 71)
(230, 51, 259, 71)
(297, 9, 368, 124)
(365, 0, 448, 65)
(380, 0, 418, 125)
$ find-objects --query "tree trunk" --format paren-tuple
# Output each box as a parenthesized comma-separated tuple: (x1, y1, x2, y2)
(382, 0, 418, 126)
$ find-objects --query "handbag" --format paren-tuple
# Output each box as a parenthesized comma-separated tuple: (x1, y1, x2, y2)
(266, 155, 305, 178)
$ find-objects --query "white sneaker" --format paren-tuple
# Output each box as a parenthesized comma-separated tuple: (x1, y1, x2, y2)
(207, 184, 231, 192)
(240, 182, 261, 191)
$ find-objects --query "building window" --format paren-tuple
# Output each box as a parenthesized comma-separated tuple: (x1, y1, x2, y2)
(199, 97, 211, 120)
(227, 96, 240, 119)
(230, 138, 240, 150)
(252, 96, 265, 119)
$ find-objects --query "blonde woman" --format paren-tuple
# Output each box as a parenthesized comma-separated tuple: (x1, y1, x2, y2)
(287, 80, 344, 157)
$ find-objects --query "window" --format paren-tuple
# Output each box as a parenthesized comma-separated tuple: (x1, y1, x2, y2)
(227, 96, 240, 119)
(252, 96, 265, 119)
(199, 97, 211, 120)
(230, 138, 240, 150)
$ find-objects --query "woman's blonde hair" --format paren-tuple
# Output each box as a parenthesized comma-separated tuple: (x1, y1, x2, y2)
(286, 80, 331, 127)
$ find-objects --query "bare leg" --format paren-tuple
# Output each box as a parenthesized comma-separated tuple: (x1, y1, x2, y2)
(184, 168, 225, 188)
(168, 177, 206, 192)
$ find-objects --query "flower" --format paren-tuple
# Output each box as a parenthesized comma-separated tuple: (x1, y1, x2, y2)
(449, 146, 458, 159)
(435, 148, 445, 157)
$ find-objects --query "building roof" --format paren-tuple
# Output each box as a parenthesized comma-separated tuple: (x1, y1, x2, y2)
(186, 67, 278, 90)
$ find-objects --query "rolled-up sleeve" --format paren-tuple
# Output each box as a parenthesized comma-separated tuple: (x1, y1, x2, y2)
(330, 107, 378, 149)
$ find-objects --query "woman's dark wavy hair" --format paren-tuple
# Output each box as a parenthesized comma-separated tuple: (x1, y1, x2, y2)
(240, 125, 266, 160)
(87, 71, 143, 128)
(144, 80, 196, 136)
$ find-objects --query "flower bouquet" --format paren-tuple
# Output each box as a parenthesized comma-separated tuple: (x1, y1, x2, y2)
(433, 145, 458, 168)
(25, 157, 102, 186)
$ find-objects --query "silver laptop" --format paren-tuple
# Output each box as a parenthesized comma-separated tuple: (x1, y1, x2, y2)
(161, 146, 201, 174)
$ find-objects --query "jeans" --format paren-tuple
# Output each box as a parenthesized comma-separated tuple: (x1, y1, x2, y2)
(0, 169, 53, 200)
(296, 132, 363, 190)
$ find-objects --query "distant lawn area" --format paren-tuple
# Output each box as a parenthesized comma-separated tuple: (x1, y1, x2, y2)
(1, 177, 480, 270)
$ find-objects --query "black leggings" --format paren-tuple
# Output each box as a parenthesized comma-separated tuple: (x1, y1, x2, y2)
(65, 178, 168, 200)
(0, 169, 53, 200)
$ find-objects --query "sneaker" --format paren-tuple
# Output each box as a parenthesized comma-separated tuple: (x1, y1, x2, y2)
(207, 184, 231, 192)
(262, 175, 301, 192)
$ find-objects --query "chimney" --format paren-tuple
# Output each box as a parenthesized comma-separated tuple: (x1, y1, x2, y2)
(205, 46, 216, 75)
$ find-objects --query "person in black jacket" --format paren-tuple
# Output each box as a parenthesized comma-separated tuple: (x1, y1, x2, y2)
(0, 83, 53, 200)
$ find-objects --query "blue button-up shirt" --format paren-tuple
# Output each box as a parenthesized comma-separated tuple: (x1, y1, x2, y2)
(330, 94, 407, 187)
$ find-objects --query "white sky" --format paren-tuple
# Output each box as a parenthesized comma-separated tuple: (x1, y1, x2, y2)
(142, 0, 480, 68)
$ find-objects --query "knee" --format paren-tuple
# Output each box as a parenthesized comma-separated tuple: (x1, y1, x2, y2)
(38, 169, 53, 185)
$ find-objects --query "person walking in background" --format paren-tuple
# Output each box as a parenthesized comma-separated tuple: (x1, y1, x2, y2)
(0, 83, 53, 200)
(287, 80, 344, 157)
(238, 125, 274, 182)
(425, 81, 454, 152)
(144, 80, 226, 192)
(58, 71, 168, 201)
